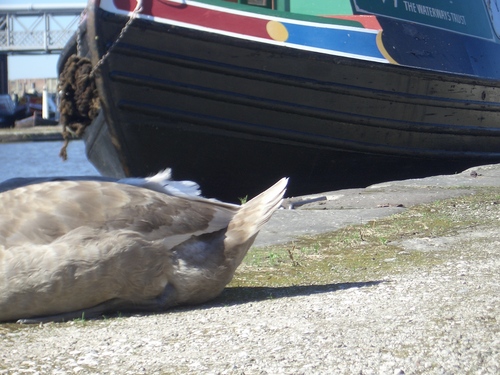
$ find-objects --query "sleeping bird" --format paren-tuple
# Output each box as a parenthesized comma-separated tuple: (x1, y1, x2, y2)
(0, 170, 287, 323)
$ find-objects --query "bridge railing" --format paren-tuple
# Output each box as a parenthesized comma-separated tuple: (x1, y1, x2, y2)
(0, 3, 86, 53)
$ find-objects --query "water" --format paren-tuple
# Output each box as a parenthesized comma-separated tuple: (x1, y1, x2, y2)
(0, 140, 100, 181)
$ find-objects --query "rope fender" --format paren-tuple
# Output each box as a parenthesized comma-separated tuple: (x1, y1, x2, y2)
(58, 55, 100, 160)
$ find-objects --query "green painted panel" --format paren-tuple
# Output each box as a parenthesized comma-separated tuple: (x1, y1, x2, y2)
(353, 0, 493, 39)
(289, 0, 353, 16)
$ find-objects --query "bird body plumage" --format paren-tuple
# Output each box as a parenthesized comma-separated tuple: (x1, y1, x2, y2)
(0, 172, 287, 323)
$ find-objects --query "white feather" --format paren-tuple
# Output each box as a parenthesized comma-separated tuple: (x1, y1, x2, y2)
(117, 169, 202, 197)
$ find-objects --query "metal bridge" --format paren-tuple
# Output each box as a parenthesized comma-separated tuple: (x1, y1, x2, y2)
(0, 3, 86, 93)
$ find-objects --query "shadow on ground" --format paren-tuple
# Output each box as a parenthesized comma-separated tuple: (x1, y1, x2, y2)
(203, 280, 385, 308)
(0, 281, 385, 327)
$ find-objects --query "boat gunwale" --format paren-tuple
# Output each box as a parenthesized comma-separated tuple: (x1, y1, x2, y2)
(95, 0, 500, 86)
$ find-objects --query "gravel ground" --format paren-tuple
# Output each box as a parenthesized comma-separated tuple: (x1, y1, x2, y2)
(1, 224, 498, 375)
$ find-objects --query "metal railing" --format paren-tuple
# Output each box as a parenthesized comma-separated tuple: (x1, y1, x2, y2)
(0, 3, 86, 53)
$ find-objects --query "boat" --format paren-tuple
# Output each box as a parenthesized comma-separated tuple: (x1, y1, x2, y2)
(0, 94, 26, 128)
(58, 0, 500, 201)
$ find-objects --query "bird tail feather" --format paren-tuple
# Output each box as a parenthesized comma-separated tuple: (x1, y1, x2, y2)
(224, 178, 288, 261)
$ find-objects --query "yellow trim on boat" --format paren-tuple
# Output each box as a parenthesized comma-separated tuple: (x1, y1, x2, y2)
(376, 31, 399, 65)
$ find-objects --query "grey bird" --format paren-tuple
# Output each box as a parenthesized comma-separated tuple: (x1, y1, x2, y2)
(0, 170, 287, 323)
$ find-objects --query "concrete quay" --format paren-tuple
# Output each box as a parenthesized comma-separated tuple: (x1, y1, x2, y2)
(257, 162, 500, 246)
(0, 125, 66, 143)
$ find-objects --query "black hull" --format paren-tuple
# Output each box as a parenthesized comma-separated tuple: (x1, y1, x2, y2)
(85, 110, 491, 199)
(71, 6, 500, 201)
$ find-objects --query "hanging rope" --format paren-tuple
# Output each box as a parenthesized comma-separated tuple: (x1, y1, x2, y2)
(58, 0, 143, 160)
(58, 55, 99, 160)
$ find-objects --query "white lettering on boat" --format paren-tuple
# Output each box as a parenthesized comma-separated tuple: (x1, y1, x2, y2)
(402, 1, 467, 26)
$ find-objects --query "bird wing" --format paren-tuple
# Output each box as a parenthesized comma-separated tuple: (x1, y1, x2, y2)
(0, 180, 238, 249)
